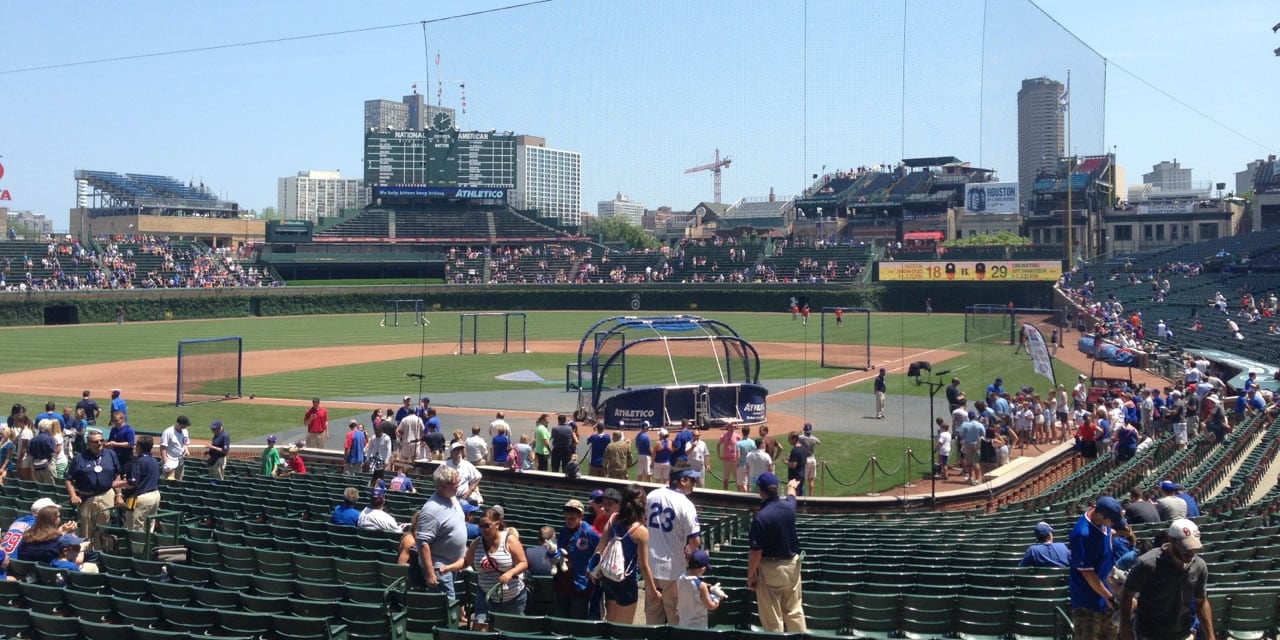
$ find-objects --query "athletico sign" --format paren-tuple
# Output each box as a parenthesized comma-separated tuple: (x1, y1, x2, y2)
(373, 186, 508, 200)
(878, 260, 1062, 282)
(0, 162, 9, 200)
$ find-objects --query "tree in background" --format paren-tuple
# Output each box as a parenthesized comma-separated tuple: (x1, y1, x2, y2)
(260, 206, 281, 220)
(583, 215, 660, 250)
(941, 230, 1030, 248)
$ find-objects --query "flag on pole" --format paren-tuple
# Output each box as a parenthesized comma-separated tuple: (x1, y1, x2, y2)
(435, 51, 440, 66)
(1023, 323, 1057, 389)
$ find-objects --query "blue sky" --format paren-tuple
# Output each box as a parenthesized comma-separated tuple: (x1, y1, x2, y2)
(2, 0, 1277, 228)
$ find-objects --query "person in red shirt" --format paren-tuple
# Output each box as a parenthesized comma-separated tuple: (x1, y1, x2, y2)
(280, 445, 307, 475)
(1075, 415, 1101, 466)
(304, 398, 328, 450)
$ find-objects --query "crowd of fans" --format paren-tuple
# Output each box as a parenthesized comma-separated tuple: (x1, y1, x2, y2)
(0, 234, 274, 292)
(443, 237, 871, 286)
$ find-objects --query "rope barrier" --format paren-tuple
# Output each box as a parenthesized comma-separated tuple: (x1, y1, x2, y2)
(823, 456, 872, 488)
(873, 455, 904, 477)
(907, 447, 932, 466)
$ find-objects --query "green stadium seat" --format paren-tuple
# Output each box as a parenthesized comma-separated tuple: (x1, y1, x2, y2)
(20, 581, 67, 614)
(0, 581, 20, 608)
(64, 587, 114, 622)
(29, 610, 81, 640)
(216, 609, 275, 637)
(0, 605, 28, 638)
(297, 579, 348, 602)
(132, 628, 193, 640)
(255, 547, 296, 578)
(79, 618, 134, 640)
(251, 574, 296, 598)
(148, 581, 193, 606)
(547, 616, 609, 639)
(295, 555, 335, 582)
(211, 568, 254, 591)
(489, 612, 545, 634)
(608, 622, 671, 640)
(275, 615, 345, 640)
(161, 603, 218, 633)
(238, 593, 289, 615)
(111, 595, 164, 628)
(192, 585, 241, 610)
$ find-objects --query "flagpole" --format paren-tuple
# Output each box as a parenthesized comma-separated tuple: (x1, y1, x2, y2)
(1064, 70, 1072, 267)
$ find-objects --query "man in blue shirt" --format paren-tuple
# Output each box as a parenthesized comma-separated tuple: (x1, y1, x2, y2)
(116, 435, 160, 532)
(634, 422, 653, 483)
(105, 411, 135, 473)
(957, 412, 985, 485)
(344, 420, 366, 476)
(28, 422, 58, 485)
(206, 421, 231, 483)
(65, 431, 123, 548)
(1069, 496, 1125, 640)
(75, 391, 100, 427)
(585, 422, 611, 476)
(874, 369, 887, 419)
(671, 419, 695, 462)
(1020, 522, 1070, 568)
(986, 377, 1005, 397)
(1175, 483, 1202, 518)
(555, 498, 601, 620)
(33, 402, 65, 430)
(109, 390, 127, 421)
(747, 472, 805, 633)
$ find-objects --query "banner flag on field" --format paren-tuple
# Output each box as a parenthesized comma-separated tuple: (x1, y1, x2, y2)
(1023, 323, 1057, 389)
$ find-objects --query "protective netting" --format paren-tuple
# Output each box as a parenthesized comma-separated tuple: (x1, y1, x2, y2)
(177, 337, 242, 405)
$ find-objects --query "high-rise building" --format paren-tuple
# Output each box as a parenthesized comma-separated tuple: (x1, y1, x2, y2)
(597, 192, 645, 225)
(401, 93, 455, 132)
(513, 135, 582, 227)
(364, 100, 409, 132)
(1236, 158, 1271, 196)
(365, 94, 457, 132)
(1143, 160, 1193, 191)
(277, 170, 369, 222)
(1017, 77, 1065, 210)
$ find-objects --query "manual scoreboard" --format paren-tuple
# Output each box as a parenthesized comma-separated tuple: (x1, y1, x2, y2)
(364, 130, 516, 188)
(877, 260, 1063, 282)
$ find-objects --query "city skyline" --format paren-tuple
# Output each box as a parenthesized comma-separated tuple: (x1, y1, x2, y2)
(1, 1, 1276, 229)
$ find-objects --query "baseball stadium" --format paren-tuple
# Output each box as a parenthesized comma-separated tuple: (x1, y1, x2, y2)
(2, 2, 1279, 639)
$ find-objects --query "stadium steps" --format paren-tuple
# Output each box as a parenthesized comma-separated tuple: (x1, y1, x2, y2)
(486, 211, 497, 243)
(1203, 414, 1271, 502)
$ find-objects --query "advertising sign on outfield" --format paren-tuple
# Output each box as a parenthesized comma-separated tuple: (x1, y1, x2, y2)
(878, 260, 1062, 282)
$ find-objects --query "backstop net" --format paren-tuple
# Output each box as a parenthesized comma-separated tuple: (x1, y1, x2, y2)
(381, 299, 426, 327)
(966, 305, 1066, 349)
(456, 312, 528, 355)
(177, 336, 243, 406)
(820, 307, 872, 369)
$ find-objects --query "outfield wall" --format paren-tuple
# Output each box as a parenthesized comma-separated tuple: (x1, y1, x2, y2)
(0, 282, 1052, 326)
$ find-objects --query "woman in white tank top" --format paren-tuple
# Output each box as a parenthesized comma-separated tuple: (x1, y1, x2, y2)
(463, 506, 529, 630)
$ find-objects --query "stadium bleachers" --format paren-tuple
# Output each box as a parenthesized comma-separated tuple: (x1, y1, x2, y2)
(0, 239, 99, 291)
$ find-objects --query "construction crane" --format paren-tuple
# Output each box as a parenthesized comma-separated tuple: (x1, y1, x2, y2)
(685, 149, 732, 204)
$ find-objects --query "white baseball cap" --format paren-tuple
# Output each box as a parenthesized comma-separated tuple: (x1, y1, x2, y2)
(1167, 518, 1203, 551)
(31, 498, 57, 513)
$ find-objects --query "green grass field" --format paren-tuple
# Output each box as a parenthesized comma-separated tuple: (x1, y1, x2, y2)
(0, 309, 1078, 497)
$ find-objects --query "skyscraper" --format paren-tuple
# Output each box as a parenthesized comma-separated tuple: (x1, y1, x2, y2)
(364, 100, 408, 132)
(277, 170, 369, 222)
(513, 135, 582, 227)
(1017, 77, 1065, 210)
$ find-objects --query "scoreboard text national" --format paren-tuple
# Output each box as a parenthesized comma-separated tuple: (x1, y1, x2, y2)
(877, 260, 1063, 282)
(364, 130, 515, 188)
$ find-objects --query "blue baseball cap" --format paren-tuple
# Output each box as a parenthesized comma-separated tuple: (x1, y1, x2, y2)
(462, 502, 480, 515)
(1033, 522, 1054, 541)
(1094, 496, 1127, 529)
(210, 420, 223, 430)
(1159, 480, 1179, 492)
(689, 549, 711, 569)
(370, 488, 386, 500)
(672, 467, 701, 480)
(757, 472, 780, 490)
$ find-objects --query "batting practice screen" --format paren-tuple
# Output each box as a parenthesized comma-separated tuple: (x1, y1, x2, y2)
(820, 307, 872, 369)
(176, 336, 243, 406)
(457, 312, 528, 355)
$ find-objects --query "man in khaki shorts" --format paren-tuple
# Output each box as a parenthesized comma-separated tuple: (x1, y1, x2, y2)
(716, 424, 741, 491)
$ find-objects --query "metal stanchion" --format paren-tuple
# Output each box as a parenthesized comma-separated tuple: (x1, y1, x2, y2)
(867, 454, 879, 496)
(903, 448, 916, 488)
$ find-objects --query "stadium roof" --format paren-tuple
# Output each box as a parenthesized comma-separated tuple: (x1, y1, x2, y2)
(902, 156, 960, 168)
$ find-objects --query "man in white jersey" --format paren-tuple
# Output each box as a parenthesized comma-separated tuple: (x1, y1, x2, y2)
(397, 411, 426, 462)
(644, 463, 703, 625)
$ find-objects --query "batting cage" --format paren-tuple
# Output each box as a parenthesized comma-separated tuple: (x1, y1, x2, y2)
(456, 312, 528, 355)
(381, 299, 426, 327)
(820, 306, 872, 369)
(573, 315, 767, 429)
(176, 336, 243, 406)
